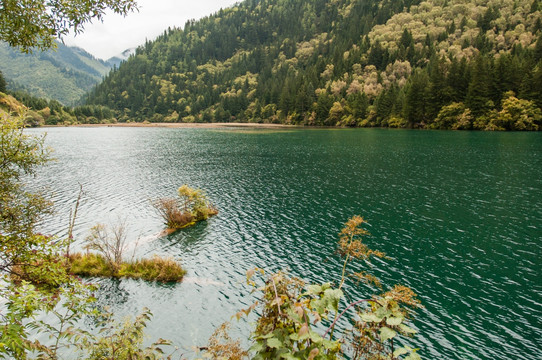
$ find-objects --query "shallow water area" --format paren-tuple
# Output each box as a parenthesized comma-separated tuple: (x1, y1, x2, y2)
(26, 126, 542, 359)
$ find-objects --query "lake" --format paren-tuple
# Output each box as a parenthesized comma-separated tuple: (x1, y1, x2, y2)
(27, 126, 541, 359)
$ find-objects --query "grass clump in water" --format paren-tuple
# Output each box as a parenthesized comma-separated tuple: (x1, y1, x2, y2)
(119, 256, 186, 282)
(68, 253, 185, 283)
(68, 221, 185, 282)
(68, 252, 114, 278)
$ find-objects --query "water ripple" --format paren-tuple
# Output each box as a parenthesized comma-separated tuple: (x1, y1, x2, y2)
(24, 127, 542, 359)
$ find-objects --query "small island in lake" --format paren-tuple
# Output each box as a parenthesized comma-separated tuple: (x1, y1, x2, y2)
(153, 184, 218, 232)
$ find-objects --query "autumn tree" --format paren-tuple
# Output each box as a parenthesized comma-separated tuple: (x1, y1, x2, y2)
(0, 0, 137, 52)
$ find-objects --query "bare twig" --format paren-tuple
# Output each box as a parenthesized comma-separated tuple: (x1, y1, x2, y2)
(323, 299, 370, 339)
(66, 183, 84, 257)
(271, 276, 282, 316)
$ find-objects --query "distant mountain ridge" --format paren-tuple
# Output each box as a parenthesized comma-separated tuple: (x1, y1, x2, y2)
(105, 48, 137, 68)
(0, 41, 113, 105)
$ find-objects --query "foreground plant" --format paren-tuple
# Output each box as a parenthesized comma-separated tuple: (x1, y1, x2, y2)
(234, 216, 423, 360)
(0, 113, 176, 358)
(153, 185, 218, 230)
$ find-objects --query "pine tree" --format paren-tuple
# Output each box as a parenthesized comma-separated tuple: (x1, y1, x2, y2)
(428, 56, 452, 121)
(466, 56, 492, 117)
(404, 70, 430, 126)
(0, 71, 6, 93)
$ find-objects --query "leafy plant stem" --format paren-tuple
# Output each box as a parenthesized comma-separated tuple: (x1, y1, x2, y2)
(271, 276, 282, 315)
(324, 298, 370, 339)
(332, 233, 353, 339)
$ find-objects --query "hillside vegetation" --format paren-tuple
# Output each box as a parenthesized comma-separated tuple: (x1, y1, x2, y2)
(0, 41, 112, 106)
(86, 0, 542, 130)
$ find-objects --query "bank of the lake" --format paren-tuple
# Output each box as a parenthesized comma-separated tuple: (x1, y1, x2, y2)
(27, 127, 542, 359)
(44, 121, 303, 129)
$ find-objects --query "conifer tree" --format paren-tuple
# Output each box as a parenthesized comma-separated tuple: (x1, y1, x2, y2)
(466, 56, 492, 117)
(0, 70, 6, 93)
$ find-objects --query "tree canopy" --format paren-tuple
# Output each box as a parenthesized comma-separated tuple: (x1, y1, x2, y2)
(0, 0, 137, 52)
(85, 0, 542, 130)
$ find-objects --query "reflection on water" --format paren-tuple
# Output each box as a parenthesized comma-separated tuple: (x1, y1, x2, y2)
(27, 127, 542, 359)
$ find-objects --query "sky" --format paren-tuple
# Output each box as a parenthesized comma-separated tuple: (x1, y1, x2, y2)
(63, 0, 240, 60)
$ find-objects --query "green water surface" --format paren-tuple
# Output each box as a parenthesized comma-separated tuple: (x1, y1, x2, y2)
(30, 127, 542, 359)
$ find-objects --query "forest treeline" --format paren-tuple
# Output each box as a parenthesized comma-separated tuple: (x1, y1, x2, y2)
(0, 76, 117, 126)
(83, 0, 542, 130)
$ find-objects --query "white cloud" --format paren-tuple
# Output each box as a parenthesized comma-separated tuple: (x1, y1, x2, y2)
(63, 0, 239, 60)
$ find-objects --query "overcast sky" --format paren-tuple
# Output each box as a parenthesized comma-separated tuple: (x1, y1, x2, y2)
(63, 0, 239, 60)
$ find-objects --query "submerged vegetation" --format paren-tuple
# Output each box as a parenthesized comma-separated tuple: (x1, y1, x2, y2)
(153, 184, 218, 230)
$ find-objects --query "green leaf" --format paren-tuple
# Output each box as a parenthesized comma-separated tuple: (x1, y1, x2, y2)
(399, 324, 417, 334)
(322, 339, 341, 351)
(310, 298, 326, 314)
(309, 330, 323, 344)
(360, 313, 382, 323)
(405, 352, 422, 360)
(257, 332, 276, 339)
(393, 347, 409, 357)
(307, 285, 322, 294)
(322, 288, 343, 312)
(380, 327, 397, 342)
(267, 337, 283, 349)
(249, 341, 264, 353)
(280, 353, 300, 360)
(375, 306, 392, 319)
(386, 316, 404, 326)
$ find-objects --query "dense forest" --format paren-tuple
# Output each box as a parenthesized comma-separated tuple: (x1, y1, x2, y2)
(79, 0, 542, 129)
(0, 69, 117, 126)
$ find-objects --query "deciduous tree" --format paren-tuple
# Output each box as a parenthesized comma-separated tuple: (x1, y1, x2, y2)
(0, 0, 137, 52)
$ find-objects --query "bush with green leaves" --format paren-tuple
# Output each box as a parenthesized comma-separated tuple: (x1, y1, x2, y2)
(233, 216, 423, 360)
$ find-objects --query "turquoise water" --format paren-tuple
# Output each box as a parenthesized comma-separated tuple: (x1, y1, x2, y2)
(28, 127, 542, 359)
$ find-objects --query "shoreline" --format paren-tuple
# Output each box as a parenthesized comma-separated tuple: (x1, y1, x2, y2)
(44, 122, 305, 129)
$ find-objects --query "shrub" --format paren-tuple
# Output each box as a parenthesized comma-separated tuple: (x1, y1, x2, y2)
(235, 216, 423, 360)
(153, 197, 195, 229)
(84, 222, 128, 275)
(154, 185, 218, 229)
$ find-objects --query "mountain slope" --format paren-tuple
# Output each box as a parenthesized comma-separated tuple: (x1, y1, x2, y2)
(0, 41, 111, 105)
(86, 0, 542, 130)
(105, 48, 137, 68)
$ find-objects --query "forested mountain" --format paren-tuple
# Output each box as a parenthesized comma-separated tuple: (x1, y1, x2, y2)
(0, 41, 111, 105)
(87, 0, 542, 130)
